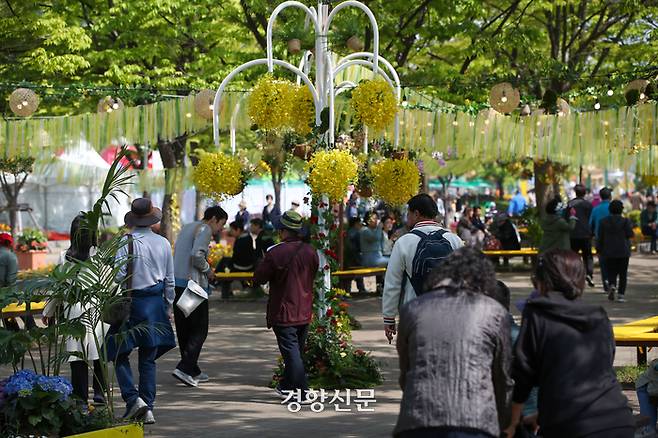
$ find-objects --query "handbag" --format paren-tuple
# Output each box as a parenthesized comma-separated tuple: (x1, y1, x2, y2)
(484, 234, 502, 251)
(102, 235, 134, 326)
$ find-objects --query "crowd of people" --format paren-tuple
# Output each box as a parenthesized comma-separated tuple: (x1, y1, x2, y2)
(0, 184, 655, 435)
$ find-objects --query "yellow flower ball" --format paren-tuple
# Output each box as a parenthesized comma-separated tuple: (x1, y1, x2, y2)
(307, 149, 358, 201)
(290, 85, 316, 135)
(351, 79, 398, 132)
(247, 74, 295, 131)
(193, 151, 246, 201)
(372, 159, 420, 206)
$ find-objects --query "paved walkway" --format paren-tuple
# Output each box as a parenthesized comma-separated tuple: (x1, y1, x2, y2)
(135, 255, 657, 437)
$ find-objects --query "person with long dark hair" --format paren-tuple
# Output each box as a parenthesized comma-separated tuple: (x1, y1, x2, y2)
(507, 249, 633, 437)
(43, 214, 108, 406)
(394, 247, 512, 438)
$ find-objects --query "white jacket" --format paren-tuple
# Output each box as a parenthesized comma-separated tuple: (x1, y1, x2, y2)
(382, 222, 463, 325)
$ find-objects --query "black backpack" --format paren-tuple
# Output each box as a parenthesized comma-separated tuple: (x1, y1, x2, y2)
(403, 229, 454, 296)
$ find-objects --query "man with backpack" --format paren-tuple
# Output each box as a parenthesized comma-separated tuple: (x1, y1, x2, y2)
(382, 193, 463, 343)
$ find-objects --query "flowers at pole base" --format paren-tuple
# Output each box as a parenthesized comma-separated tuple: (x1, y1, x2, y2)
(372, 158, 420, 206)
(307, 149, 358, 202)
(192, 150, 249, 201)
(351, 79, 398, 133)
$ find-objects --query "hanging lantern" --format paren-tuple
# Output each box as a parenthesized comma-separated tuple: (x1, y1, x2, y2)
(9, 88, 39, 117)
(489, 83, 520, 114)
(193, 89, 217, 120)
(97, 96, 124, 113)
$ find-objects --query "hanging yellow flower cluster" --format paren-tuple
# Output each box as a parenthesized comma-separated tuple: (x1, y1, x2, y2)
(207, 242, 233, 268)
(372, 158, 420, 206)
(307, 149, 358, 201)
(193, 151, 247, 201)
(290, 85, 315, 135)
(247, 74, 316, 134)
(351, 79, 398, 132)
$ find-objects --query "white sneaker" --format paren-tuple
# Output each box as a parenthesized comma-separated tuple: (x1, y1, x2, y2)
(143, 410, 155, 425)
(617, 296, 626, 303)
(123, 397, 148, 420)
(172, 369, 199, 387)
(195, 372, 209, 383)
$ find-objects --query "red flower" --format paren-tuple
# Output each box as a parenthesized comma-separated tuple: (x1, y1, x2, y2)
(330, 223, 337, 231)
(324, 249, 337, 259)
(323, 264, 330, 271)
(318, 232, 326, 239)
(310, 216, 318, 224)
(331, 318, 338, 326)
(316, 326, 326, 334)
(326, 308, 334, 317)
(339, 302, 349, 310)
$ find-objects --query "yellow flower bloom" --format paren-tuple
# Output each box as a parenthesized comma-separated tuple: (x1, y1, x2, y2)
(372, 158, 420, 206)
(351, 79, 398, 132)
(290, 85, 315, 135)
(193, 151, 246, 201)
(208, 242, 233, 267)
(307, 149, 358, 201)
(247, 74, 295, 131)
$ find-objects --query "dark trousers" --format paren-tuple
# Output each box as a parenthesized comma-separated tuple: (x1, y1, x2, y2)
(642, 225, 658, 252)
(597, 254, 609, 291)
(70, 360, 106, 403)
(606, 257, 629, 296)
(273, 324, 309, 392)
(577, 427, 634, 438)
(216, 257, 251, 299)
(173, 286, 209, 376)
(115, 346, 158, 410)
(571, 238, 594, 277)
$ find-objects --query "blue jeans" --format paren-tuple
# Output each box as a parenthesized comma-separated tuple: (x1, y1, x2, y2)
(273, 325, 309, 392)
(115, 346, 158, 410)
(361, 252, 389, 268)
(637, 384, 658, 430)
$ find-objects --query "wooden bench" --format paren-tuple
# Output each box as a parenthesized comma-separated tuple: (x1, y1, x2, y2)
(2, 301, 47, 318)
(613, 316, 658, 365)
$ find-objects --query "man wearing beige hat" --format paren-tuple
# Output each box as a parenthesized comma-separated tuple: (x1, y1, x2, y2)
(106, 198, 176, 425)
(254, 210, 318, 402)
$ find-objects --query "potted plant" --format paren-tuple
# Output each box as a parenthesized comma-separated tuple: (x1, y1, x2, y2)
(276, 21, 314, 54)
(16, 228, 48, 270)
(357, 162, 374, 198)
(330, 14, 364, 52)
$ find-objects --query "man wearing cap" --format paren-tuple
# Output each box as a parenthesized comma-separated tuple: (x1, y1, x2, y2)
(106, 198, 176, 425)
(253, 210, 318, 401)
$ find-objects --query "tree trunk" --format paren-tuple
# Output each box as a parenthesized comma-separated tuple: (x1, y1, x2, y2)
(496, 177, 505, 200)
(158, 135, 187, 242)
(534, 160, 558, 216)
(271, 164, 284, 213)
(195, 189, 205, 221)
(7, 198, 17, 235)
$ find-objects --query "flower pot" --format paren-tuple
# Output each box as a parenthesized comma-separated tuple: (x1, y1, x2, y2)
(287, 39, 302, 54)
(293, 144, 310, 160)
(16, 250, 48, 271)
(346, 35, 364, 52)
(65, 423, 143, 437)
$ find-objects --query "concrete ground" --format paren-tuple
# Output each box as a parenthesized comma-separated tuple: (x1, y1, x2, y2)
(130, 254, 657, 437)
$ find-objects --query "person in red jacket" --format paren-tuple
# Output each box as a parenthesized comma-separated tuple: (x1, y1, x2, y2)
(253, 210, 319, 400)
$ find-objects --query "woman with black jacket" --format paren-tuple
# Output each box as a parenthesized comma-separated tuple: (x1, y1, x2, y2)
(506, 249, 633, 438)
(598, 200, 634, 302)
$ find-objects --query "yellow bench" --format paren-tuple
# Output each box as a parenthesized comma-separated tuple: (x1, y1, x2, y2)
(483, 249, 539, 266)
(613, 316, 658, 364)
(2, 301, 47, 318)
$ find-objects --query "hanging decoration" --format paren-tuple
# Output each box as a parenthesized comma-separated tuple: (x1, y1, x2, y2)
(290, 85, 315, 135)
(247, 74, 295, 131)
(351, 79, 398, 132)
(9, 88, 39, 117)
(193, 89, 218, 120)
(97, 96, 124, 113)
(192, 151, 249, 201)
(489, 82, 520, 114)
(307, 149, 358, 201)
(371, 158, 420, 206)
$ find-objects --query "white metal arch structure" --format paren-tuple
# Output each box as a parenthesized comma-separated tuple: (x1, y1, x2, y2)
(212, 58, 321, 146)
(326, 1, 379, 76)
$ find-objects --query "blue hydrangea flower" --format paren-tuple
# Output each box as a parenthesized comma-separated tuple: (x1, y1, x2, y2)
(4, 371, 72, 400)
